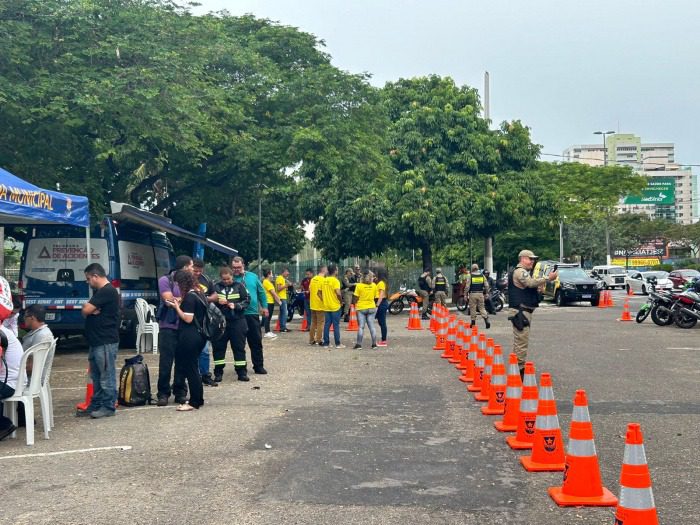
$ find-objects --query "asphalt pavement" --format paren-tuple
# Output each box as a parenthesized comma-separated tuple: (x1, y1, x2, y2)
(1, 290, 697, 524)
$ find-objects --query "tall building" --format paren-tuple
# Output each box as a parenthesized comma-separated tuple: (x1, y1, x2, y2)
(563, 134, 696, 224)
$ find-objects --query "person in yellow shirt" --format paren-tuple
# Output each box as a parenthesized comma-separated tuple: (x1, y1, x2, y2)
(308, 265, 327, 345)
(262, 269, 280, 339)
(275, 267, 291, 332)
(352, 271, 378, 349)
(321, 264, 345, 348)
(375, 268, 389, 347)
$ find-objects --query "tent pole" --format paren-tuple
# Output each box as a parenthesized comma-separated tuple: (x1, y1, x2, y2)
(86, 226, 93, 298)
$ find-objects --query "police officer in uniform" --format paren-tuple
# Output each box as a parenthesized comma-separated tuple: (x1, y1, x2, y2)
(417, 269, 433, 320)
(433, 269, 449, 306)
(508, 249, 558, 377)
(212, 266, 251, 382)
(465, 263, 490, 328)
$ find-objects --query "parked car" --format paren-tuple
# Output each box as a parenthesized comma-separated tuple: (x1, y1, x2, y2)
(591, 265, 627, 290)
(668, 269, 700, 289)
(534, 261, 603, 306)
(625, 271, 673, 295)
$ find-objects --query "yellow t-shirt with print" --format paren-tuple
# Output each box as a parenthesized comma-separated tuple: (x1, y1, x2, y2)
(263, 279, 275, 304)
(275, 275, 288, 300)
(309, 275, 325, 311)
(321, 276, 341, 312)
(375, 280, 386, 300)
(354, 282, 378, 310)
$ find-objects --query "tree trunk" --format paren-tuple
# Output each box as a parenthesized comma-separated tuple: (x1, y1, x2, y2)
(421, 243, 433, 272)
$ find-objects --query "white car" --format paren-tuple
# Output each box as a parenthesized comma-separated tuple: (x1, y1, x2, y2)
(625, 271, 673, 295)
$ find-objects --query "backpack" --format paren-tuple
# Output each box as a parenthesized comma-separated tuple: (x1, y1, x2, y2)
(192, 292, 227, 341)
(118, 355, 152, 406)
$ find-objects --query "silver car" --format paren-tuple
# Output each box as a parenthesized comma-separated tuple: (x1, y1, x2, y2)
(625, 271, 673, 295)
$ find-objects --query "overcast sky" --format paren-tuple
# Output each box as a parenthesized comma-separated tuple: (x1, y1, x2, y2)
(191, 0, 699, 166)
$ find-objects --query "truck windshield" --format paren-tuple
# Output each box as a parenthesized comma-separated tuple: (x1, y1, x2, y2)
(558, 268, 589, 280)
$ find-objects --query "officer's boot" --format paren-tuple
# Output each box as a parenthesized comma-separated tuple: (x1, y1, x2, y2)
(470, 320, 476, 328)
(213, 368, 224, 383)
(484, 318, 491, 329)
(202, 373, 218, 387)
(236, 368, 250, 382)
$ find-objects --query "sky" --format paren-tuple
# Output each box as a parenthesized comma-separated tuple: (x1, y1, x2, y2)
(190, 0, 700, 165)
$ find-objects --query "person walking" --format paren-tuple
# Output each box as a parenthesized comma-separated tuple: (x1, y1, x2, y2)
(261, 269, 280, 339)
(300, 268, 313, 331)
(417, 269, 433, 320)
(508, 249, 558, 377)
(352, 270, 378, 349)
(212, 266, 251, 382)
(78, 263, 120, 418)
(308, 265, 327, 345)
(433, 268, 449, 306)
(275, 267, 291, 333)
(341, 268, 356, 322)
(465, 263, 490, 329)
(322, 264, 345, 349)
(374, 268, 390, 347)
(169, 270, 206, 411)
(232, 257, 269, 375)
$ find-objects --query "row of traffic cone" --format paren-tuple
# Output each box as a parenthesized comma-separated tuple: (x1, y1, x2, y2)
(598, 289, 615, 308)
(431, 319, 658, 523)
(282, 304, 361, 332)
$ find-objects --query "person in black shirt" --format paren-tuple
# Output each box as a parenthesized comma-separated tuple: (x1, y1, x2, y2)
(170, 270, 206, 411)
(192, 260, 218, 387)
(78, 263, 120, 419)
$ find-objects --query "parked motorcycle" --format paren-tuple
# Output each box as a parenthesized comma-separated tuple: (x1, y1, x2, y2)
(648, 290, 677, 326)
(388, 286, 433, 315)
(456, 289, 505, 314)
(672, 290, 700, 329)
(286, 286, 305, 322)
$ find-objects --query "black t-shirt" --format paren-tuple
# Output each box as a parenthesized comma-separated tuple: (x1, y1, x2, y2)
(85, 283, 120, 347)
(180, 290, 206, 334)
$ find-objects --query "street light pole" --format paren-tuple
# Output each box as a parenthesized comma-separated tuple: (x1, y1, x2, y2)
(559, 220, 564, 262)
(594, 131, 615, 264)
(257, 183, 268, 278)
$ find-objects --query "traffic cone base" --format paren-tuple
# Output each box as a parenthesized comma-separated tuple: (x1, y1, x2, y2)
(520, 435, 566, 471)
(76, 367, 94, 410)
(506, 434, 534, 450)
(548, 486, 618, 507)
(481, 404, 505, 415)
(274, 318, 281, 331)
(494, 419, 517, 432)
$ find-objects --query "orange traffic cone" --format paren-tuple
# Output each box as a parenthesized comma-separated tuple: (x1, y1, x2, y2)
(300, 317, 309, 331)
(450, 321, 465, 365)
(607, 290, 615, 307)
(432, 309, 447, 351)
(407, 302, 423, 330)
(520, 372, 565, 472)
(441, 316, 457, 359)
(598, 291, 608, 309)
(494, 353, 522, 432)
(76, 367, 94, 411)
(548, 390, 618, 507)
(429, 305, 438, 333)
(474, 338, 495, 401)
(618, 297, 633, 322)
(459, 328, 479, 383)
(455, 322, 468, 369)
(612, 423, 659, 525)
(346, 304, 359, 331)
(507, 362, 538, 449)
(482, 344, 507, 415)
(274, 317, 281, 331)
(627, 285, 634, 296)
(467, 334, 487, 392)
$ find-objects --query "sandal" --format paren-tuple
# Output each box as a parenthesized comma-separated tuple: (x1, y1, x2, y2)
(176, 403, 194, 412)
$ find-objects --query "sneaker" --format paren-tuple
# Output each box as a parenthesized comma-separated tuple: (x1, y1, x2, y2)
(90, 408, 116, 419)
(263, 332, 277, 339)
(202, 375, 218, 387)
(335, 344, 346, 349)
(353, 344, 362, 350)
(75, 409, 93, 418)
(176, 403, 194, 412)
(156, 396, 168, 407)
(308, 341, 318, 346)
(377, 341, 387, 347)
(371, 344, 378, 349)
(254, 367, 268, 374)
(280, 328, 290, 333)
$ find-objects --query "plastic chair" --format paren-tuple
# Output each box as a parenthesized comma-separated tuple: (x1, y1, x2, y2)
(3, 340, 52, 445)
(39, 338, 59, 430)
(135, 298, 159, 354)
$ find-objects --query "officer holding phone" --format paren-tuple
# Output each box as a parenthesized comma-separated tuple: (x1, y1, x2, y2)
(508, 249, 558, 377)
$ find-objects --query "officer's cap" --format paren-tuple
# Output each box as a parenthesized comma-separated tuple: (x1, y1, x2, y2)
(471, 263, 479, 271)
(518, 249, 537, 259)
(436, 268, 443, 274)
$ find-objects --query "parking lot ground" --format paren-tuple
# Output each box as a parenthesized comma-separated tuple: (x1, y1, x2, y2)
(1, 289, 697, 524)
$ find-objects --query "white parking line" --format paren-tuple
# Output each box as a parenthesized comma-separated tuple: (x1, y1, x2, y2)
(667, 347, 700, 351)
(0, 445, 132, 461)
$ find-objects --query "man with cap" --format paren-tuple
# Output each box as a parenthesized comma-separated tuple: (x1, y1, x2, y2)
(464, 263, 490, 329)
(432, 268, 449, 306)
(508, 249, 558, 377)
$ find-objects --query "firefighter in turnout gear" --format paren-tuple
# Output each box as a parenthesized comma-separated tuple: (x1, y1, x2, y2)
(433, 269, 449, 306)
(212, 266, 251, 382)
(508, 249, 558, 377)
(465, 263, 490, 329)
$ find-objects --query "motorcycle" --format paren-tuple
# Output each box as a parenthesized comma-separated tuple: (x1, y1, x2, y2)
(648, 290, 677, 326)
(286, 286, 306, 322)
(456, 289, 505, 314)
(388, 286, 433, 315)
(672, 290, 700, 329)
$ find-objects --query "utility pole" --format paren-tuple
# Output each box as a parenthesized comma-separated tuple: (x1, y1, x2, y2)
(483, 71, 494, 274)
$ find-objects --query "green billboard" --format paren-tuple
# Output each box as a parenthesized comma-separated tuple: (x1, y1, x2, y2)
(623, 178, 675, 205)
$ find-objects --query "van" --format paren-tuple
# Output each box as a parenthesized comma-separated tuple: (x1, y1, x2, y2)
(19, 217, 175, 345)
(591, 265, 627, 290)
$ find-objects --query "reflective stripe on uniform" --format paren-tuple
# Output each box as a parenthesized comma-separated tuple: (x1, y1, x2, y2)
(623, 444, 648, 465)
(619, 486, 655, 509)
(213, 359, 227, 366)
(568, 438, 596, 456)
(234, 360, 247, 366)
(535, 414, 560, 430)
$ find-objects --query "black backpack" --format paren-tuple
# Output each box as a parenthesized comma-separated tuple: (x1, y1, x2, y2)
(193, 292, 227, 341)
(118, 355, 152, 406)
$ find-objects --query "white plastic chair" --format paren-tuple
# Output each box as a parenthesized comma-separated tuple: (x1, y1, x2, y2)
(135, 298, 159, 354)
(3, 340, 52, 445)
(39, 338, 59, 430)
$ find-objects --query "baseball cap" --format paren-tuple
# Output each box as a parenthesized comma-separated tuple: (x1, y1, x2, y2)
(471, 263, 479, 271)
(518, 249, 537, 259)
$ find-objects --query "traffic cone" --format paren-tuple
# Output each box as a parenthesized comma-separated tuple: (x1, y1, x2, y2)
(455, 322, 468, 369)
(598, 291, 608, 309)
(548, 390, 618, 507)
(494, 353, 522, 432)
(274, 317, 281, 331)
(607, 290, 615, 307)
(76, 367, 94, 411)
(506, 362, 538, 449)
(481, 344, 507, 415)
(618, 297, 633, 322)
(458, 328, 479, 383)
(429, 305, 438, 333)
(346, 304, 359, 331)
(474, 338, 495, 401)
(520, 372, 565, 472)
(627, 285, 634, 296)
(300, 317, 309, 331)
(432, 309, 447, 351)
(467, 333, 487, 392)
(612, 423, 659, 525)
(441, 316, 457, 359)
(407, 302, 423, 330)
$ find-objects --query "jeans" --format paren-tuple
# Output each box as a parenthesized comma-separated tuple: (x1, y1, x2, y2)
(376, 299, 389, 341)
(87, 342, 118, 413)
(357, 308, 377, 345)
(279, 299, 288, 330)
(198, 342, 210, 376)
(303, 297, 311, 327)
(323, 309, 342, 346)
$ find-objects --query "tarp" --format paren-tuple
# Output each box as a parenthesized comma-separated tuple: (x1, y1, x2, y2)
(0, 167, 90, 228)
(110, 202, 238, 257)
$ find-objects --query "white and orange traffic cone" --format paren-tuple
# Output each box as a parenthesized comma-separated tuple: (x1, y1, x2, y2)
(520, 372, 565, 472)
(494, 353, 522, 432)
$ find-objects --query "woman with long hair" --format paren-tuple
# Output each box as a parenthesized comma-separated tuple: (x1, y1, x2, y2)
(374, 268, 389, 347)
(352, 270, 378, 349)
(170, 270, 206, 411)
